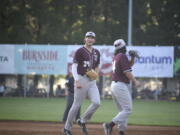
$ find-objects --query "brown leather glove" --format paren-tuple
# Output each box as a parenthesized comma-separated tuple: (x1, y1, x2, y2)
(86, 69, 98, 80)
(128, 50, 140, 58)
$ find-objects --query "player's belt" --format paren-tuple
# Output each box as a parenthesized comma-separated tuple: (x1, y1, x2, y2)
(79, 74, 93, 81)
(113, 80, 129, 84)
(114, 80, 121, 83)
(79, 73, 85, 76)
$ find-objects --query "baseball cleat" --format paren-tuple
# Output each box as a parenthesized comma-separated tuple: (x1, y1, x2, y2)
(119, 131, 125, 135)
(77, 119, 88, 135)
(64, 128, 73, 135)
(103, 123, 112, 135)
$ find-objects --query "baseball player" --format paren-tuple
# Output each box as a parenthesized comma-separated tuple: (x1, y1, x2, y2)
(103, 39, 140, 135)
(64, 31, 101, 135)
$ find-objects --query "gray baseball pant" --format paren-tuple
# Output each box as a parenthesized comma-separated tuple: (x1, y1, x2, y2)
(65, 75, 100, 130)
(111, 81, 132, 131)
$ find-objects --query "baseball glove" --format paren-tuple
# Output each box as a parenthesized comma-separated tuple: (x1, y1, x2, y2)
(128, 50, 140, 58)
(86, 69, 98, 80)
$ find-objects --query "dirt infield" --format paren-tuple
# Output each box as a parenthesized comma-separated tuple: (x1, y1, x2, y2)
(0, 121, 180, 135)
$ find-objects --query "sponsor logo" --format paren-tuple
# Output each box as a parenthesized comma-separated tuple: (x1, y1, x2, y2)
(0, 56, 8, 63)
(136, 55, 172, 64)
(22, 50, 58, 62)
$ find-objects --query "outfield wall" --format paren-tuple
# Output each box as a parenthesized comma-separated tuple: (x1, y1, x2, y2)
(0, 45, 174, 78)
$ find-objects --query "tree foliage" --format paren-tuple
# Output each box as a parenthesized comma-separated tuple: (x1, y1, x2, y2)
(133, 0, 180, 45)
(0, 0, 179, 45)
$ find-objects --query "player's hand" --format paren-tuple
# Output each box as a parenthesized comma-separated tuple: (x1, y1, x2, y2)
(75, 80, 82, 89)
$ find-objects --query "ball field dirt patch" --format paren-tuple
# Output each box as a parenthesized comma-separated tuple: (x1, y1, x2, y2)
(0, 120, 180, 135)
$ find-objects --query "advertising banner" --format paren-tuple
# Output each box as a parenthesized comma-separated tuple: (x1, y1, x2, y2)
(15, 45, 67, 75)
(0, 45, 15, 74)
(128, 46, 174, 78)
(0, 45, 174, 77)
(67, 45, 174, 78)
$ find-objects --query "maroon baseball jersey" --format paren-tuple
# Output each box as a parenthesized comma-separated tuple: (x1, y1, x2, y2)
(73, 47, 100, 75)
(112, 53, 132, 83)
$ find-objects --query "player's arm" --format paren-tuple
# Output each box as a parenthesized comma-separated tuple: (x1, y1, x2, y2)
(129, 56, 135, 67)
(124, 71, 140, 87)
(72, 63, 82, 88)
(72, 49, 82, 88)
(72, 63, 79, 81)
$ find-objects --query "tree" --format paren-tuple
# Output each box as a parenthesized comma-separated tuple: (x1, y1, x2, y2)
(133, 0, 180, 45)
(0, 0, 179, 45)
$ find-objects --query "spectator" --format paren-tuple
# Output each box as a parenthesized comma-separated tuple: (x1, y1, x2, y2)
(0, 83, 5, 97)
(62, 73, 81, 122)
(153, 87, 161, 101)
(56, 85, 65, 97)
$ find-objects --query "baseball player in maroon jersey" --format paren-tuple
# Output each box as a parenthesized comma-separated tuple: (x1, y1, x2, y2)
(103, 39, 140, 135)
(64, 31, 101, 135)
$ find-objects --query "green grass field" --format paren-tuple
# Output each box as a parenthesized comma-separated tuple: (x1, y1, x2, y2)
(0, 97, 180, 126)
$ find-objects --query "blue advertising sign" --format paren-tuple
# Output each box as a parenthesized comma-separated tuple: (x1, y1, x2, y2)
(15, 45, 67, 75)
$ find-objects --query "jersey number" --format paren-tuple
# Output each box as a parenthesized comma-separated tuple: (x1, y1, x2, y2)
(83, 61, 90, 68)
